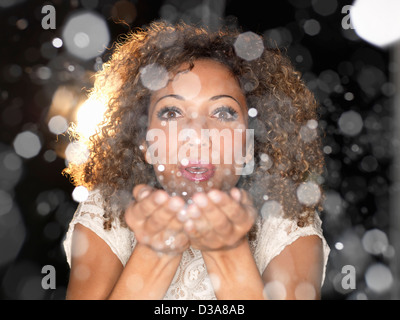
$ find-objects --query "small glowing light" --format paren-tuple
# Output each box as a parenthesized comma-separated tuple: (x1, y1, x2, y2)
(208, 273, 221, 291)
(365, 263, 393, 293)
(362, 228, 388, 255)
(65, 141, 89, 165)
(234, 31, 264, 61)
(140, 63, 169, 91)
(76, 98, 107, 139)
(260, 200, 283, 219)
(351, 0, 400, 48)
(13, 131, 42, 159)
(72, 186, 89, 203)
(263, 280, 286, 300)
(307, 119, 318, 129)
(296, 181, 321, 206)
(338, 110, 363, 136)
(248, 108, 258, 117)
(52, 37, 63, 48)
(157, 164, 165, 172)
(73, 32, 90, 48)
(335, 242, 344, 250)
(172, 71, 201, 99)
(62, 11, 110, 60)
(303, 19, 321, 36)
(294, 282, 316, 300)
(48, 115, 68, 135)
(180, 158, 189, 166)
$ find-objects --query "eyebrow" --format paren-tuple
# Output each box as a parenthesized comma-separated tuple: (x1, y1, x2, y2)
(153, 94, 242, 108)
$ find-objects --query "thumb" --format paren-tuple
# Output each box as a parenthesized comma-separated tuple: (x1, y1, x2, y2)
(133, 184, 154, 201)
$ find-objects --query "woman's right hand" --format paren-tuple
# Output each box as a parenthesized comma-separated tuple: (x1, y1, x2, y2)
(124, 184, 190, 254)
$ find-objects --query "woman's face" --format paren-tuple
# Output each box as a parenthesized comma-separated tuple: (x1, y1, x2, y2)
(144, 59, 250, 200)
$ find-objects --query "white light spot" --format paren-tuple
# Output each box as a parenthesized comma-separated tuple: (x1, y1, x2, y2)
(157, 164, 165, 172)
(296, 181, 321, 206)
(234, 31, 264, 61)
(13, 131, 42, 159)
(365, 263, 393, 293)
(208, 273, 221, 291)
(73, 264, 91, 281)
(299, 124, 318, 143)
(73, 32, 90, 48)
(307, 119, 318, 129)
(248, 108, 258, 117)
(180, 158, 189, 166)
(335, 242, 344, 250)
(362, 228, 389, 255)
(126, 274, 144, 293)
(71, 228, 89, 258)
(140, 63, 169, 91)
(260, 200, 283, 219)
(263, 281, 286, 300)
(65, 141, 89, 165)
(48, 115, 68, 135)
(303, 19, 321, 36)
(294, 282, 316, 300)
(52, 37, 63, 48)
(338, 110, 363, 136)
(172, 71, 201, 99)
(62, 11, 110, 60)
(351, 0, 400, 48)
(72, 186, 89, 203)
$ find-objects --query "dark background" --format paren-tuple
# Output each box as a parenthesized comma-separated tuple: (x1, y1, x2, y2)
(0, 0, 396, 299)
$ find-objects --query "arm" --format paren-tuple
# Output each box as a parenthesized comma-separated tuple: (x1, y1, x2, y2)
(66, 224, 182, 300)
(66, 184, 190, 300)
(202, 234, 324, 300)
(185, 188, 324, 300)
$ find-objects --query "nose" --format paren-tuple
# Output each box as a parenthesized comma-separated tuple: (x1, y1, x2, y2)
(180, 116, 210, 147)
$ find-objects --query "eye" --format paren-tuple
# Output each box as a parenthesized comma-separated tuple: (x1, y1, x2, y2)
(157, 106, 183, 121)
(211, 106, 239, 122)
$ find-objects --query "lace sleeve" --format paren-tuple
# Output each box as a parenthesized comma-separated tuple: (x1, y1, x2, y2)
(253, 211, 330, 286)
(63, 189, 136, 267)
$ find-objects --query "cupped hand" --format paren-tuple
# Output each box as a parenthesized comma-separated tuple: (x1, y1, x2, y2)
(124, 184, 190, 254)
(182, 188, 257, 251)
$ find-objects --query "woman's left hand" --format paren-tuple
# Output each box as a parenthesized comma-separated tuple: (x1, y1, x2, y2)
(183, 188, 257, 251)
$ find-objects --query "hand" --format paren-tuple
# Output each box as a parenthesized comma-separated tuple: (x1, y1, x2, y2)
(124, 184, 190, 254)
(183, 188, 257, 251)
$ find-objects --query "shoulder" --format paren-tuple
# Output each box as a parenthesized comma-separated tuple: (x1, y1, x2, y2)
(252, 210, 330, 286)
(63, 188, 136, 267)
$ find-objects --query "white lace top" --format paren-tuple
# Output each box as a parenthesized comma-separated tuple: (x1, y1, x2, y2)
(63, 189, 330, 300)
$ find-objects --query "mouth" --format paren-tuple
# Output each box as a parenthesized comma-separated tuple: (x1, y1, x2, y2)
(179, 161, 215, 182)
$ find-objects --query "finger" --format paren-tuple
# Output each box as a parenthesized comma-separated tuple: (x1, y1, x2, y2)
(144, 196, 185, 233)
(133, 184, 154, 201)
(192, 190, 232, 235)
(210, 188, 255, 229)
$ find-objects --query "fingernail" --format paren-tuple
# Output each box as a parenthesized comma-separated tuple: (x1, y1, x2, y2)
(207, 190, 221, 203)
(138, 189, 151, 200)
(169, 197, 184, 211)
(193, 193, 208, 208)
(187, 204, 201, 219)
(231, 188, 241, 201)
(184, 219, 194, 232)
(154, 191, 169, 205)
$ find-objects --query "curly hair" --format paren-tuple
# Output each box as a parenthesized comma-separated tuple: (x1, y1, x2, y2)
(63, 21, 325, 233)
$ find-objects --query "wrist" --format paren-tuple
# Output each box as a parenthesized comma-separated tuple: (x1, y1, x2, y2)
(201, 237, 248, 262)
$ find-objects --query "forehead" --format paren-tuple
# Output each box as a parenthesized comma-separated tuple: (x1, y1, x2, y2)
(150, 59, 244, 102)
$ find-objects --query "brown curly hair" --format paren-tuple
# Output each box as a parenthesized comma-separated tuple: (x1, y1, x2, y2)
(63, 21, 325, 233)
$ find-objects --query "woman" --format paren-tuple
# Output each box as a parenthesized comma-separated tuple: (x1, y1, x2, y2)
(63, 21, 330, 299)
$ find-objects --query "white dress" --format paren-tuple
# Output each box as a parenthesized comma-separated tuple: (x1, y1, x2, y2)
(63, 189, 330, 299)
